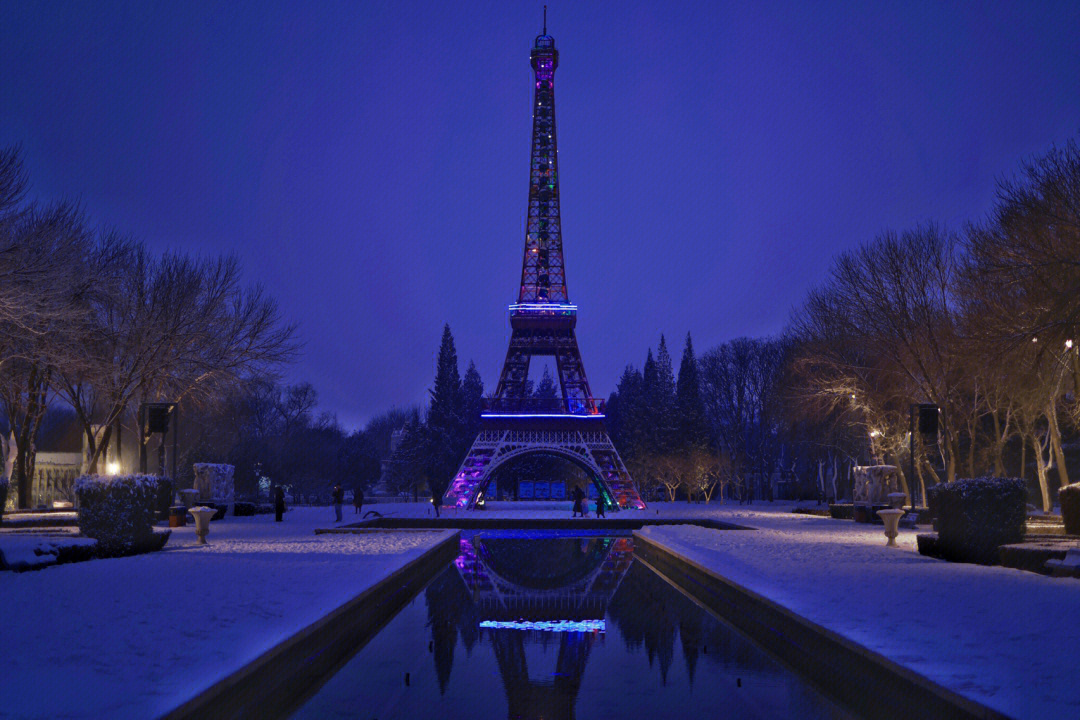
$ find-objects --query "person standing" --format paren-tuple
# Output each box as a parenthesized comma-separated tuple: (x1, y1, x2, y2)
(595, 497, 606, 518)
(571, 485, 585, 518)
(332, 483, 344, 523)
(354, 486, 364, 515)
(274, 486, 285, 522)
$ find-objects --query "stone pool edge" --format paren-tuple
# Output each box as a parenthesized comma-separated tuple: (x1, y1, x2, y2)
(632, 531, 1012, 720)
(159, 529, 461, 720)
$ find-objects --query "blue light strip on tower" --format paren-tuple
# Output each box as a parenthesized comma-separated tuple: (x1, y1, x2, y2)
(478, 619, 605, 633)
(509, 302, 577, 313)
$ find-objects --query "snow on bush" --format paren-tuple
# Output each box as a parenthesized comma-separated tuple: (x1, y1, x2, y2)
(75, 474, 164, 555)
(928, 477, 1026, 564)
(1059, 483, 1080, 536)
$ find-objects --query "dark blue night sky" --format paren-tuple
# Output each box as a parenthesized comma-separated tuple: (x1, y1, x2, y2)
(2, 2, 1078, 428)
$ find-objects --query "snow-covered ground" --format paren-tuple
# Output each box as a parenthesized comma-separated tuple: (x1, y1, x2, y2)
(0, 507, 452, 720)
(0, 529, 94, 570)
(4, 499, 1075, 719)
(635, 503, 1080, 720)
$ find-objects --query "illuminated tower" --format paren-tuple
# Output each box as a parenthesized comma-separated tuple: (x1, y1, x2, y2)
(441, 21, 645, 511)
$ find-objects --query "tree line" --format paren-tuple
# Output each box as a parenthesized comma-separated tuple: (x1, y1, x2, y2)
(7, 136, 1078, 510)
(0, 146, 298, 507)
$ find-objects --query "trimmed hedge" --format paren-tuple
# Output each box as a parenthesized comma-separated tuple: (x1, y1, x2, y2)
(1060, 483, 1080, 536)
(75, 475, 164, 556)
(233, 501, 256, 517)
(828, 503, 854, 520)
(927, 477, 1027, 564)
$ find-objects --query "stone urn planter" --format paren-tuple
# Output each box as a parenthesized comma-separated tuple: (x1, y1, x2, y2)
(190, 506, 217, 545)
(179, 488, 199, 508)
(877, 508, 905, 547)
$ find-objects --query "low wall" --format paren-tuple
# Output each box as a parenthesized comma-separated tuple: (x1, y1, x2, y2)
(160, 530, 461, 720)
(337, 516, 750, 532)
(632, 532, 1011, 720)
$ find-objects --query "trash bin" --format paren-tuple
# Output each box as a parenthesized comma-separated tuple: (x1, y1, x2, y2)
(169, 505, 188, 528)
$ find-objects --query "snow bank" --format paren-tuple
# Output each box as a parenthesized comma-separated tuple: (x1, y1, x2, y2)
(0, 532, 96, 570)
(0, 506, 453, 719)
(639, 506, 1080, 720)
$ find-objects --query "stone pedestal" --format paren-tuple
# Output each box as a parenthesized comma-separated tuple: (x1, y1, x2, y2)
(190, 506, 216, 545)
(877, 509, 905, 547)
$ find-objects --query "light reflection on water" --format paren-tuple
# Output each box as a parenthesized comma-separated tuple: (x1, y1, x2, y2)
(292, 532, 853, 720)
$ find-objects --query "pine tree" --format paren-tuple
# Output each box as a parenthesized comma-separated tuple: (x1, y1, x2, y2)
(384, 409, 427, 499)
(461, 360, 484, 440)
(676, 332, 710, 450)
(424, 325, 465, 502)
(652, 335, 678, 454)
(641, 348, 659, 455)
(533, 366, 558, 400)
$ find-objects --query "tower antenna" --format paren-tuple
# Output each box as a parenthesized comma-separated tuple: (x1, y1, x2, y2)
(543, 5, 547, 34)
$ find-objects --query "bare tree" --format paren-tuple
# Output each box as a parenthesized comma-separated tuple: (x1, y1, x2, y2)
(0, 202, 94, 506)
(57, 243, 299, 474)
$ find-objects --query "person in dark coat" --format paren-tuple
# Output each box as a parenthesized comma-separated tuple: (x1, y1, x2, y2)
(274, 486, 285, 522)
(353, 487, 364, 515)
(571, 485, 585, 517)
(595, 497, 606, 518)
(332, 484, 344, 522)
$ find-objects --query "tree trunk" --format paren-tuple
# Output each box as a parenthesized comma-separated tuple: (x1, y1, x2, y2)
(2, 432, 15, 482)
(991, 411, 1005, 476)
(1019, 438, 1026, 481)
(1047, 403, 1069, 491)
(1031, 431, 1051, 512)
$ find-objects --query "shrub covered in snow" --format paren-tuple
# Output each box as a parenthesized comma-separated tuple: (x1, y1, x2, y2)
(1059, 483, 1080, 536)
(75, 475, 164, 555)
(928, 477, 1026, 564)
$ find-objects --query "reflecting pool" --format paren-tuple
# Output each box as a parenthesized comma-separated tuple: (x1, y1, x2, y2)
(292, 531, 853, 719)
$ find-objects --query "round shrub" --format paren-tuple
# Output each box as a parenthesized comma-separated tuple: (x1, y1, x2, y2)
(927, 477, 1027, 564)
(75, 475, 163, 555)
(233, 501, 256, 517)
(1059, 483, 1080, 536)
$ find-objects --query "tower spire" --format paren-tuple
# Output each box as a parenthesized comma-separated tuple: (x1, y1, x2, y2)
(543, 5, 547, 34)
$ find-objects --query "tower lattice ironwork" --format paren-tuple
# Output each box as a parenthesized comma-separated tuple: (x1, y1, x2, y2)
(442, 23, 645, 511)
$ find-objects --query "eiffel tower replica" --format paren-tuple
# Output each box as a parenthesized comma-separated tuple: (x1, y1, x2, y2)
(442, 19, 645, 511)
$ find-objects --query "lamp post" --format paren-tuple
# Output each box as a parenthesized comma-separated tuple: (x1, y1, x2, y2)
(909, 403, 938, 509)
(139, 402, 178, 479)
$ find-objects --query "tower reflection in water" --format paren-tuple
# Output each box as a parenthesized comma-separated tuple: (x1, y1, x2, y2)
(428, 534, 632, 719)
(294, 533, 850, 720)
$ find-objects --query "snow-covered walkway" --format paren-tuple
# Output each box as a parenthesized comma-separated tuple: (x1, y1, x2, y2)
(637, 503, 1080, 720)
(0, 507, 452, 720)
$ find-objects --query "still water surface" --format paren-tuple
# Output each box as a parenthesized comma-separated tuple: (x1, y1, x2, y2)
(293, 531, 852, 719)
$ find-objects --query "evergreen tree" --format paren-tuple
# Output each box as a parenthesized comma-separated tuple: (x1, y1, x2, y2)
(533, 366, 558, 400)
(384, 409, 427, 499)
(610, 364, 645, 460)
(676, 332, 710, 450)
(652, 335, 678, 454)
(640, 348, 659, 454)
(462, 360, 484, 440)
(424, 325, 465, 502)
